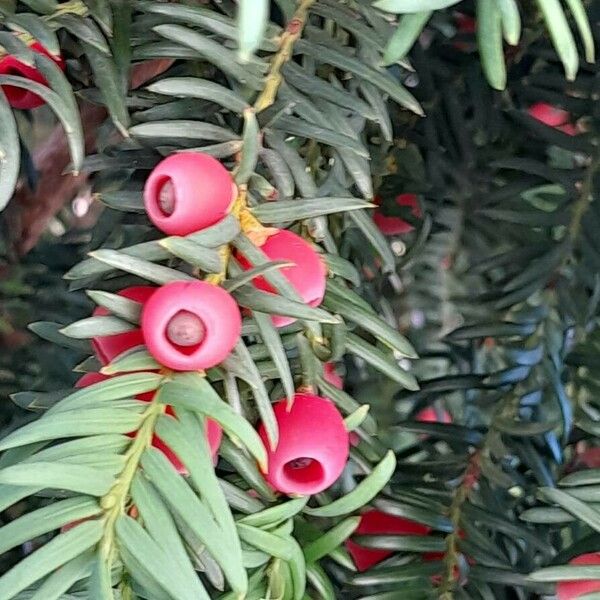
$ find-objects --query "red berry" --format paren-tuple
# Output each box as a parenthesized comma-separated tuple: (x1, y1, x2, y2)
(258, 393, 349, 495)
(323, 362, 343, 390)
(452, 13, 476, 52)
(236, 229, 327, 328)
(60, 518, 91, 533)
(573, 447, 600, 469)
(557, 554, 600, 600)
(416, 406, 452, 424)
(143, 152, 236, 236)
(373, 194, 422, 236)
(92, 286, 156, 366)
(346, 510, 431, 572)
(558, 123, 578, 136)
(528, 102, 571, 128)
(75, 372, 222, 472)
(0, 42, 65, 110)
(455, 13, 476, 34)
(141, 280, 241, 371)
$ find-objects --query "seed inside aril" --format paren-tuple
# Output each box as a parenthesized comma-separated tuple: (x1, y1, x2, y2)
(287, 457, 314, 470)
(166, 310, 206, 346)
(158, 180, 175, 215)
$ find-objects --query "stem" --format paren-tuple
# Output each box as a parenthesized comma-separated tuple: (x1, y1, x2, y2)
(99, 396, 164, 560)
(204, 187, 248, 286)
(205, 2, 315, 284)
(438, 451, 481, 599)
(253, 0, 316, 113)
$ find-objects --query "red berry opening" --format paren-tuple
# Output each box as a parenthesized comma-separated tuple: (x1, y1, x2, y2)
(282, 457, 325, 487)
(157, 178, 175, 216)
(166, 310, 206, 348)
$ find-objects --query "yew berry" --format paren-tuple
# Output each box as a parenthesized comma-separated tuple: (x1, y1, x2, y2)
(452, 13, 476, 52)
(346, 510, 431, 571)
(258, 393, 349, 495)
(373, 194, 422, 236)
(416, 406, 452, 424)
(92, 286, 156, 366)
(528, 102, 570, 127)
(323, 362, 343, 390)
(455, 13, 476, 34)
(557, 553, 600, 600)
(573, 447, 600, 470)
(141, 280, 241, 371)
(75, 372, 222, 472)
(0, 42, 65, 110)
(236, 229, 327, 328)
(60, 518, 91, 533)
(528, 102, 577, 136)
(143, 152, 236, 236)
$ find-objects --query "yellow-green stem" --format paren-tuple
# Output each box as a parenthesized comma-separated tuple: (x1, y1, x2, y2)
(438, 451, 480, 599)
(99, 397, 164, 560)
(253, 0, 316, 113)
(206, 0, 315, 285)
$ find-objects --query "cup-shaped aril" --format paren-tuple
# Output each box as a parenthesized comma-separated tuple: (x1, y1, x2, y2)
(346, 510, 431, 572)
(258, 393, 349, 495)
(75, 372, 222, 471)
(92, 286, 156, 366)
(141, 280, 241, 371)
(557, 553, 600, 600)
(0, 42, 65, 109)
(237, 229, 327, 328)
(373, 194, 422, 236)
(143, 152, 236, 236)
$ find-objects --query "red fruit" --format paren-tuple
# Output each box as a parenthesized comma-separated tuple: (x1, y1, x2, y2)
(346, 510, 431, 572)
(92, 286, 156, 366)
(259, 393, 349, 495)
(574, 447, 600, 469)
(236, 229, 327, 328)
(75, 372, 222, 472)
(416, 406, 452, 424)
(558, 123, 578, 136)
(349, 431, 361, 447)
(144, 152, 236, 236)
(557, 553, 600, 600)
(0, 42, 65, 109)
(528, 102, 571, 128)
(452, 13, 476, 51)
(141, 280, 241, 371)
(323, 363, 343, 390)
(455, 13, 476, 34)
(373, 194, 422, 236)
(60, 518, 88, 533)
